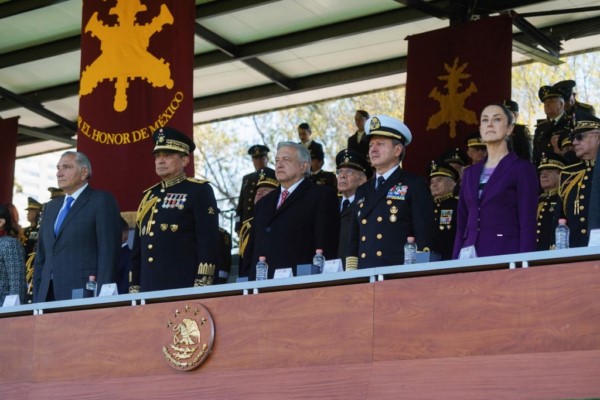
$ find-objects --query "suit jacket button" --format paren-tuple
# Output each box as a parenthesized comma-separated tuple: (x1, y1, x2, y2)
(361, 253, 366, 258)
(148, 244, 153, 249)
(376, 251, 382, 256)
(148, 257, 154, 262)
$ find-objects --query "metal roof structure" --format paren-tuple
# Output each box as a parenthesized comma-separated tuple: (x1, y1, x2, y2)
(2, 0, 600, 158)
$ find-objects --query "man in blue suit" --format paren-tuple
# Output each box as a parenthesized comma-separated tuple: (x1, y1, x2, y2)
(33, 151, 121, 302)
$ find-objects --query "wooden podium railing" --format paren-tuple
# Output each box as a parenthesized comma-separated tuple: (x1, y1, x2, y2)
(1, 248, 599, 399)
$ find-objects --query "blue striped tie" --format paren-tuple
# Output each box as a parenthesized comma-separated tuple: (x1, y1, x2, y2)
(54, 196, 74, 236)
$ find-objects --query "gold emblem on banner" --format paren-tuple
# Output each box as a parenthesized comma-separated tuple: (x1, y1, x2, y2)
(79, 0, 175, 112)
(162, 303, 215, 371)
(426, 57, 478, 138)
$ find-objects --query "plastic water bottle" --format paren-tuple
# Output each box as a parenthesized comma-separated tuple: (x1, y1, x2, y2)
(312, 249, 326, 273)
(85, 275, 98, 297)
(404, 237, 417, 265)
(256, 256, 269, 280)
(555, 218, 570, 250)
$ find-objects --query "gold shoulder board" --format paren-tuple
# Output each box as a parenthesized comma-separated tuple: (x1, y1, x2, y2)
(143, 182, 161, 192)
(187, 177, 209, 184)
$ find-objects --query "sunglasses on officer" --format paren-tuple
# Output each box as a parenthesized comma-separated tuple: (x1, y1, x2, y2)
(570, 129, 600, 142)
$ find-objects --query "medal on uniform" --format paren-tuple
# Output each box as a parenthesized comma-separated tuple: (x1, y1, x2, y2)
(387, 184, 408, 200)
(390, 205, 398, 223)
(162, 193, 187, 209)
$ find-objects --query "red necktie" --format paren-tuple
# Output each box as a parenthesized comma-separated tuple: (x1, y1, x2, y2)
(277, 189, 289, 209)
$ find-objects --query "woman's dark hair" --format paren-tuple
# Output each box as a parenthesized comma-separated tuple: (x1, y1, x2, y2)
(0, 204, 13, 233)
(481, 103, 515, 126)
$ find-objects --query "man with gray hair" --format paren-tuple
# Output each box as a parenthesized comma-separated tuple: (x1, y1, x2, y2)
(243, 141, 339, 279)
(33, 151, 121, 302)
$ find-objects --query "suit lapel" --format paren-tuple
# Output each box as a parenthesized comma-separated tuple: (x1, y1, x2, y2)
(44, 198, 63, 243)
(56, 186, 92, 237)
(479, 153, 516, 201)
(274, 179, 309, 216)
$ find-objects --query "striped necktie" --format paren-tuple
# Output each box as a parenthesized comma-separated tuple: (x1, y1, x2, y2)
(277, 189, 289, 209)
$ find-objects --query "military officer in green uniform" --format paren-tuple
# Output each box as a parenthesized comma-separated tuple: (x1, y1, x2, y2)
(536, 153, 565, 250)
(309, 146, 337, 190)
(554, 79, 596, 118)
(22, 197, 42, 302)
(533, 85, 572, 165)
(130, 127, 219, 292)
(235, 145, 273, 233)
(503, 99, 533, 162)
(557, 120, 600, 247)
(428, 160, 459, 261)
(238, 168, 278, 278)
(346, 115, 435, 270)
(465, 132, 487, 165)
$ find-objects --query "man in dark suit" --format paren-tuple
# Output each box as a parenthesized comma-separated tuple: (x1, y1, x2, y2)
(533, 85, 572, 165)
(347, 110, 370, 161)
(336, 149, 370, 265)
(248, 142, 339, 279)
(297, 122, 323, 159)
(33, 151, 121, 302)
(130, 127, 219, 292)
(234, 144, 273, 233)
(346, 115, 435, 270)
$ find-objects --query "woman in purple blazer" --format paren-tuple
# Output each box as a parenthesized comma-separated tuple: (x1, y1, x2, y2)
(453, 104, 538, 259)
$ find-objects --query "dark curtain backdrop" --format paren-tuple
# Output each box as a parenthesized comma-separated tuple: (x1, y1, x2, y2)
(77, 0, 195, 211)
(403, 16, 513, 175)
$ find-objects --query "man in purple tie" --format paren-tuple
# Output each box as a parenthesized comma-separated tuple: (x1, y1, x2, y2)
(33, 151, 121, 302)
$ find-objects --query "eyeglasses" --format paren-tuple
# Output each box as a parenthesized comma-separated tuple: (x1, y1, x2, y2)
(570, 130, 600, 142)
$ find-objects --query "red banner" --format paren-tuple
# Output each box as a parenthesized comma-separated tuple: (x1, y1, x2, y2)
(403, 16, 513, 175)
(77, 0, 195, 211)
(0, 117, 19, 204)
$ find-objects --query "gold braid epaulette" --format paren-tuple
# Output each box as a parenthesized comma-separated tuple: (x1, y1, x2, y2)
(558, 169, 586, 215)
(25, 252, 35, 295)
(238, 218, 253, 255)
(135, 191, 160, 232)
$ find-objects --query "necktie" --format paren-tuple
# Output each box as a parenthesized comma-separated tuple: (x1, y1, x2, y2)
(54, 196, 74, 236)
(375, 176, 385, 191)
(341, 199, 350, 213)
(277, 189, 289, 209)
